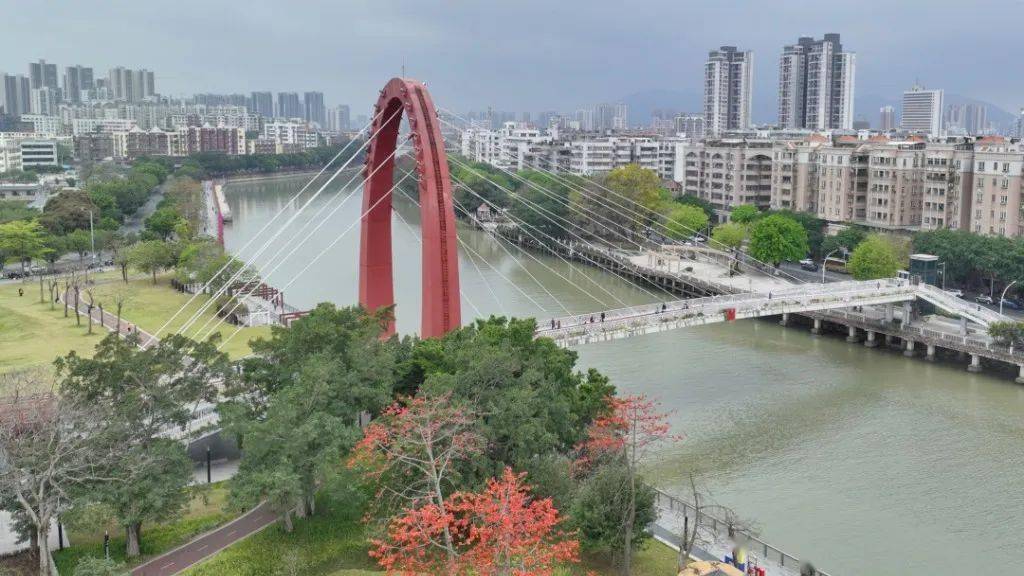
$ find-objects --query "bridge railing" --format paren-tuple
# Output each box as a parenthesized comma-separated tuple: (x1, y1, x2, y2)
(653, 489, 832, 576)
(537, 280, 913, 339)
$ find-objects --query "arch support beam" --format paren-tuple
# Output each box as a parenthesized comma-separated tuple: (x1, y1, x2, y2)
(359, 77, 461, 339)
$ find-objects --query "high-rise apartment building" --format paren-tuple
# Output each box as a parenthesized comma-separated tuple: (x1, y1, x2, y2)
(108, 67, 156, 102)
(777, 34, 855, 130)
(28, 59, 58, 91)
(276, 92, 302, 119)
(327, 105, 350, 132)
(592, 103, 627, 132)
(63, 65, 94, 104)
(901, 85, 943, 134)
(944, 103, 987, 135)
(703, 46, 753, 137)
(879, 106, 896, 131)
(1, 74, 32, 117)
(674, 113, 705, 139)
(303, 91, 325, 126)
(250, 92, 274, 118)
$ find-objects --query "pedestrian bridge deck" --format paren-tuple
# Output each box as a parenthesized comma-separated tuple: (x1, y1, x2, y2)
(536, 277, 1010, 347)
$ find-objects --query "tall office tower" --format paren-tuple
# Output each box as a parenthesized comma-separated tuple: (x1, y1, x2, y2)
(133, 69, 156, 101)
(879, 105, 896, 131)
(703, 46, 753, 137)
(28, 59, 58, 90)
(1, 74, 32, 117)
(63, 65, 94, 103)
(277, 92, 302, 119)
(303, 91, 325, 125)
(901, 85, 943, 134)
(777, 34, 855, 130)
(250, 92, 274, 117)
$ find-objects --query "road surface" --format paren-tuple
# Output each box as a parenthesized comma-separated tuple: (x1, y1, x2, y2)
(130, 503, 277, 576)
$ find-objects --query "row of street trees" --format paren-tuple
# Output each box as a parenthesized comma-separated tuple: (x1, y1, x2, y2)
(0, 334, 233, 575)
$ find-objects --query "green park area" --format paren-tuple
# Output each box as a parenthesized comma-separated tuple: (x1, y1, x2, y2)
(0, 271, 269, 374)
(53, 483, 237, 574)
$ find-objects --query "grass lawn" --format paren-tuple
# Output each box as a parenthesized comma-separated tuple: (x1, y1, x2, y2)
(86, 273, 271, 358)
(0, 272, 269, 374)
(53, 482, 237, 574)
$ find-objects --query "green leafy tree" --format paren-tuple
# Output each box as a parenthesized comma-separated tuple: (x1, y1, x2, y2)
(847, 234, 902, 280)
(128, 240, 173, 283)
(729, 204, 761, 224)
(509, 171, 573, 240)
(449, 159, 512, 213)
(673, 194, 714, 219)
(65, 229, 93, 261)
(144, 207, 182, 240)
(0, 199, 40, 224)
(711, 222, 747, 250)
(39, 189, 97, 235)
(820, 226, 867, 259)
(57, 333, 230, 557)
(591, 165, 666, 238)
(570, 461, 657, 564)
(398, 317, 615, 482)
(748, 214, 809, 266)
(989, 321, 1024, 347)
(0, 220, 49, 273)
(222, 304, 396, 529)
(662, 204, 709, 241)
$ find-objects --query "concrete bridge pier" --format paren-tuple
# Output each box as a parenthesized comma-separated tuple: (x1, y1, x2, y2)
(925, 343, 936, 362)
(864, 330, 879, 348)
(845, 325, 859, 343)
(1016, 365, 1024, 384)
(811, 318, 822, 335)
(885, 304, 895, 323)
(904, 340, 916, 357)
(779, 312, 789, 326)
(968, 354, 982, 373)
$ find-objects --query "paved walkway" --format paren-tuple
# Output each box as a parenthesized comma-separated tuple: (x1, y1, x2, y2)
(130, 503, 277, 576)
(57, 290, 159, 348)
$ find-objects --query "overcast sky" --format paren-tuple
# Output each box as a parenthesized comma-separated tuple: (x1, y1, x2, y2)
(5, 0, 1023, 121)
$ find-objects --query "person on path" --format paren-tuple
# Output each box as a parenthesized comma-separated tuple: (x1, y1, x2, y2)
(18, 288, 23, 297)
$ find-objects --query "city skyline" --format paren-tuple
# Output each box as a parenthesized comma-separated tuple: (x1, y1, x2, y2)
(1, 0, 1022, 121)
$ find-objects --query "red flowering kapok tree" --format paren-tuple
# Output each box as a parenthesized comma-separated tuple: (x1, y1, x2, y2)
(577, 394, 676, 576)
(348, 392, 483, 573)
(373, 468, 579, 575)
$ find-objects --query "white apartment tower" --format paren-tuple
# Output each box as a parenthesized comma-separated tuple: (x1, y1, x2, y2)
(901, 85, 943, 134)
(777, 34, 856, 130)
(703, 46, 753, 137)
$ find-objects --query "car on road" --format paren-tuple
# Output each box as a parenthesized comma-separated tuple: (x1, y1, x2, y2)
(799, 258, 819, 271)
(975, 294, 994, 305)
(1000, 298, 1023, 311)
(944, 289, 964, 298)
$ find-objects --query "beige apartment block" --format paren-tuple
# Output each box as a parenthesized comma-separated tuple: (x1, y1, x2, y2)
(677, 139, 774, 220)
(970, 137, 1024, 237)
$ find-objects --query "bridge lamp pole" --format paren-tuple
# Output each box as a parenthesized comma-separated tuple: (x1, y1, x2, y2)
(822, 247, 846, 284)
(1000, 280, 1018, 315)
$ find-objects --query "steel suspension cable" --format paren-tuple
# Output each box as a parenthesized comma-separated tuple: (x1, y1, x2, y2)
(146, 108, 389, 346)
(196, 139, 413, 340)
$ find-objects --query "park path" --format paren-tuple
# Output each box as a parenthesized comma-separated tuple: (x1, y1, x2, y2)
(129, 503, 277, 576)
(56, 287, 159, 348)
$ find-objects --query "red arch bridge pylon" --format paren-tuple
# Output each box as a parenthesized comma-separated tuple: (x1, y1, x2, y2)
(358, 77, 462, 339)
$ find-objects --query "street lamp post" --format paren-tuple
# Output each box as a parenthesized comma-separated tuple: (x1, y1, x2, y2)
(79, 207, 95, 259)
(822, 247, 846, 284)
(1000, 279, 1018, 315)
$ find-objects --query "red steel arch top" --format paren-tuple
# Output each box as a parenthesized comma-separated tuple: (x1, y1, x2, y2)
(358, 77, 461, 339)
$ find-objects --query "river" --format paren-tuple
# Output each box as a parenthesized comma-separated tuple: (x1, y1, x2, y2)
(223, 173, 1024, 576)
